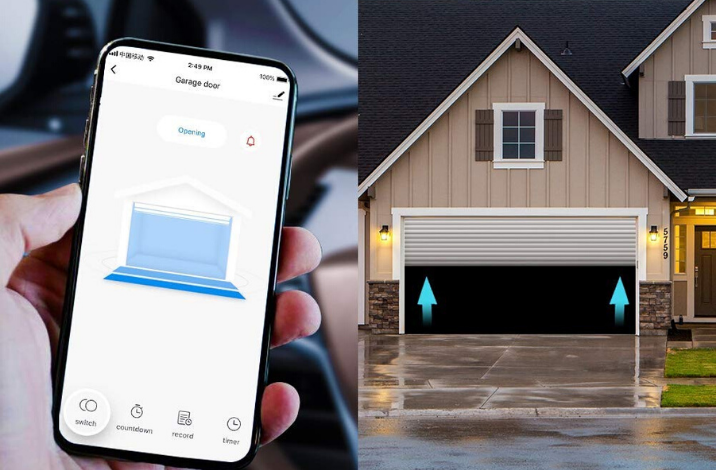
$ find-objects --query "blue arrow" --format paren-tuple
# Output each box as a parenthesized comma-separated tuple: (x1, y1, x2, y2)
(610, 277, 629, 326)
(417, 277, 437, 326)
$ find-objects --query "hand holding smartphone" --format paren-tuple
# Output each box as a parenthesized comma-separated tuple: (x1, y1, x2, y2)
(53, 39, 299, 468)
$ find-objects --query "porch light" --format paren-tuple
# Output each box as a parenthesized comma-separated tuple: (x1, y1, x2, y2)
(649, 225, 658, 242)
(379, 225, 390, 241)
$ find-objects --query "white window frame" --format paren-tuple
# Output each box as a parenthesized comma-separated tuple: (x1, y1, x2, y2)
(702, 15, 716, 49)
(493, 102, 545, 169)
(685, 74, 716, 138)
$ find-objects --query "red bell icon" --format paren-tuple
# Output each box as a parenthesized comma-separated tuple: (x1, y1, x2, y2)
(246, 135, 255, 147)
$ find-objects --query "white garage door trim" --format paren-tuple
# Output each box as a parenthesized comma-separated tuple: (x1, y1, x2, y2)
(392, 207, 648, 335)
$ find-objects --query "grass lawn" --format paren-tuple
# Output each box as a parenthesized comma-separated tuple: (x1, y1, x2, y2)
(661, 385, 716, 407)
(664, 348, 716, 378)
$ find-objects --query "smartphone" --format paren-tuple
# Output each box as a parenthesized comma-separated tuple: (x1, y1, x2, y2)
(53, 38, 296, 469)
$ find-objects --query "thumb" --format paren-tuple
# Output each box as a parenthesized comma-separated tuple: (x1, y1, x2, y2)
(0, 184, 81, 287)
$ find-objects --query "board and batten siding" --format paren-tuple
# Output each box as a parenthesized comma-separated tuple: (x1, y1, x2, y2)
(368, 46, 670, 283)
(639, 0, 716, 139)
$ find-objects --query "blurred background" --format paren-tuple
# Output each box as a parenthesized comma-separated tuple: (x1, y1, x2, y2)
(0, 0, 357, 469)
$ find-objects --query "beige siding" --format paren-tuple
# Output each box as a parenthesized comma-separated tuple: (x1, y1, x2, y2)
(639, 0, 716, 139)
(367, 46, 670, 282)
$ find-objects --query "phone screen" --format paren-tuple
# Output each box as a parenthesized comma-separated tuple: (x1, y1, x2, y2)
(57, 43, 293, 464)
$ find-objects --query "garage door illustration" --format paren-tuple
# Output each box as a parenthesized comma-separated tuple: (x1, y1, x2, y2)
(402, 216, 637, 334)
(105, 202, 244, 299)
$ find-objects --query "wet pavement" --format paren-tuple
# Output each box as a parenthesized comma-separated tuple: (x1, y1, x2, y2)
(359, 416, 716, 469)
(359, 333, 680, 413)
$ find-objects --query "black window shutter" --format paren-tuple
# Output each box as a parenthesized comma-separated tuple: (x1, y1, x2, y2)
(544, 109, 563, 161)
(668, 81, 686, 136)
(475, 110, 494, 161)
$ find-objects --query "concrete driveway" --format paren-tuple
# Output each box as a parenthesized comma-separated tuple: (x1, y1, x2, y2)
(358, 332, 711, 414)
(360, 416, 716, 470)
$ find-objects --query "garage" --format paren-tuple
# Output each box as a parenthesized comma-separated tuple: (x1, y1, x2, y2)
(395, 209, 645, 335)
(126, 202, 233, 279)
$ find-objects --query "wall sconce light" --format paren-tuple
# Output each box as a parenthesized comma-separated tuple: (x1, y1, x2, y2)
(649, 225, 658, 242)
(379, 225, 390, 241)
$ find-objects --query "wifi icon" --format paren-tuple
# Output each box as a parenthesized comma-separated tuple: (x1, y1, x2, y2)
(147, 56, 154, 62)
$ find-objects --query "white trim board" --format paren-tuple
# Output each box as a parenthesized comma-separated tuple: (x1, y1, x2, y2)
(358, 27, 687, 202)
(685, 74, 717, 137)
(391, 207, 648, 336)
(622, 0, 707, 77)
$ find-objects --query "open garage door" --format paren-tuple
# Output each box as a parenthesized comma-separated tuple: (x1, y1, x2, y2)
(401, 214, 640, 334)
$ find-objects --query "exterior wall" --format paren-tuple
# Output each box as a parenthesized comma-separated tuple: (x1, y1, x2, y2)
(638, 0, 716, 139)
(367, 280, 399, 334)
(639, 281, 672, 335)
(367, 46, 671, 283)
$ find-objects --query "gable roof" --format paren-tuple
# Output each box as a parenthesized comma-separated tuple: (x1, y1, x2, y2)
(116, 176, 252, 218)
(358, 27, 686, 199)
(622, 0, 707, 77)
(359, 0, 715, 195)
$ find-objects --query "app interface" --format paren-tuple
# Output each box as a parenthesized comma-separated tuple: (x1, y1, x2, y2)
(59, 46, 291, 462)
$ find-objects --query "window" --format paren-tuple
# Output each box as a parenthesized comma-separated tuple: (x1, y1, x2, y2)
(493, 102, 544, 168)
(693, 83, 716, 133)
(674, 225, 686, 274)
(502, 111, 536, 159)
(701, 230, 716, 249)
(685, 75, 716, 137)
(694, 206, 716, 216)
(703, 15, 716, 49)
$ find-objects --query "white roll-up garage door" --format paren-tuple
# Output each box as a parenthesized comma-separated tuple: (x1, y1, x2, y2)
(403, 217, 637, 266)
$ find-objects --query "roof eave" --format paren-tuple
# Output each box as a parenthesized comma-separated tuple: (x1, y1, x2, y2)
(621, 0, 706, 78)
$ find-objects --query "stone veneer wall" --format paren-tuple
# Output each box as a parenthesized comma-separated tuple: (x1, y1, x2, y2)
(367, 280, 399, 334)
(639, 281, 672, 336)
(367, 280, 670, 335)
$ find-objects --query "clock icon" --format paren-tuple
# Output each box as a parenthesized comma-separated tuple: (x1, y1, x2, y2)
(130, 404, 143, 419)
(227, 417, 241, 431)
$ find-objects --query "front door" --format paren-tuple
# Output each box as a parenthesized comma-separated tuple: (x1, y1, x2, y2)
(694, 226, 716, 317)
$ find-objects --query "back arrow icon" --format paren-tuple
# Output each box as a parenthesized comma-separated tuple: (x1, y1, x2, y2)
(111, 65, 116, 74)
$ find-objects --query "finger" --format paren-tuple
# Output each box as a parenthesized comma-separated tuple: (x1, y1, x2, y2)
(0, 184, 81, 287)
(260, 382, 300, 445)
(9, 230, 74, 317)
(277, 227, 321, 283)
(23, 226, 74, 273)
(271, 290, 321, 348)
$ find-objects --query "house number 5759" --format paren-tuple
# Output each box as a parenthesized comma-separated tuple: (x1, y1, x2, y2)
(662, 227, 669, 259)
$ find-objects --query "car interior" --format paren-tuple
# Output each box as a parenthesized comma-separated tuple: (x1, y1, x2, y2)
(0, 1, 357, 469)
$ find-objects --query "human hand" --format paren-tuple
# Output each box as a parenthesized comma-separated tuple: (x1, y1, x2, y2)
(0, 183, 322, 469)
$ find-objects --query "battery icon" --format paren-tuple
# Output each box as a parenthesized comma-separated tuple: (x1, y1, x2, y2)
(277, 77, 288, 83)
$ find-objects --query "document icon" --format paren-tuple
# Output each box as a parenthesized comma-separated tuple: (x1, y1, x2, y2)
(177, 410, 192, 425)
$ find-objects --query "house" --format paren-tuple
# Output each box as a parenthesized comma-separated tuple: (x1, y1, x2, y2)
(358, 0, 716, 334)
(105, 176, 252, 299)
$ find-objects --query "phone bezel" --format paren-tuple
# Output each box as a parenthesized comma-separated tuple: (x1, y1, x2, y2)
(52, 37, 297, 469)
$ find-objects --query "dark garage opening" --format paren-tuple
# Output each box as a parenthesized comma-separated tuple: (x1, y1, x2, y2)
(405, 265, 636, 334)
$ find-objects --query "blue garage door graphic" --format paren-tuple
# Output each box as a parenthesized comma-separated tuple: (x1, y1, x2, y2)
(104, 202, 244, 299)
(126, 203, 232, 279)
